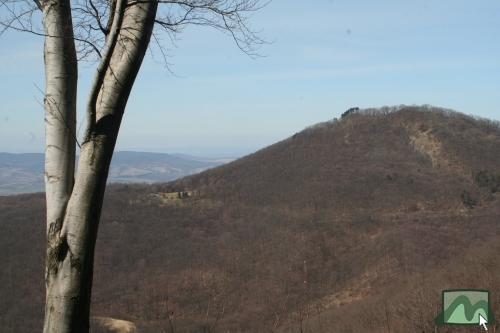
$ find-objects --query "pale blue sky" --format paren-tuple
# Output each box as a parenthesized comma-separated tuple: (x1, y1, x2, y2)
(1, 0, 499, 156)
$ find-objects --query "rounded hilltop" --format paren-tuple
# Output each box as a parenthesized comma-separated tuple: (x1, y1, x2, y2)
(172, 105, 500, 214)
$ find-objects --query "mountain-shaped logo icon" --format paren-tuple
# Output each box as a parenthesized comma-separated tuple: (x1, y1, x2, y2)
(435, 290, 495, 327)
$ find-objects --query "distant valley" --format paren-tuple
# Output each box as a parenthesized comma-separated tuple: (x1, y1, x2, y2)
(0, 151, 233, 195)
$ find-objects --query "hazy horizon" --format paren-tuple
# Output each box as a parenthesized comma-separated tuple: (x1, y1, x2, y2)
(1, 105, 498, 156)
(0, 149, 246, 159)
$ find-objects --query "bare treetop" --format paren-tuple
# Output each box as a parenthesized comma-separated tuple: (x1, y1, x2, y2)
(1, 0, 267, 60)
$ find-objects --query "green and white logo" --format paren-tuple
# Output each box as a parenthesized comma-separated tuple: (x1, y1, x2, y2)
(435, 290, 495, 330)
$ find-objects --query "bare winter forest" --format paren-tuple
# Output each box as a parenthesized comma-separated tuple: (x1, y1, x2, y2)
(1, 106, 500, 332)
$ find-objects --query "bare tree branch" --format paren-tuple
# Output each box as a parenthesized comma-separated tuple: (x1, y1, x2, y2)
(154, 0, 269, 57)
(33, 0, 42, 10)
(88, 0, 109, 35)
(84, 0, 126, 142)
(2, 0, 269, 61)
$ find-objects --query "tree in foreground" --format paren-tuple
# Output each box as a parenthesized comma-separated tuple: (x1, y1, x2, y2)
(1, 0, 266, 331)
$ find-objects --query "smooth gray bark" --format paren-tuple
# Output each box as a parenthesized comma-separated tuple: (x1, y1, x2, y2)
(43, 1, 158, 332)
(42, 0, 78, 331)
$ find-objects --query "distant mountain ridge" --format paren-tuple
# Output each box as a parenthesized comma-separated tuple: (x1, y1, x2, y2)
(0, 151, 232, 195)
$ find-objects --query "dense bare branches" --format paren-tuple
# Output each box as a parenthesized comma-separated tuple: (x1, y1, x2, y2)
(154, 0, 268, 56)
(0, 0, 40, 36)
(1, 0, 267, 60)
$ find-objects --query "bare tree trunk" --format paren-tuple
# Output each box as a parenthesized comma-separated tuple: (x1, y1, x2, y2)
(42, 0, 78, 331)
(43, 1, 158, 332)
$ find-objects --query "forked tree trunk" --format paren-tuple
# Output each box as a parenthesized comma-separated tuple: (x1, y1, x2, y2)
(43, 1, 158, 332)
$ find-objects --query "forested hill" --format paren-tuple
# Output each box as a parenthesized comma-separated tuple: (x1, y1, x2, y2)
(172, 105, 500, 212)
(1, 106, 500, 332)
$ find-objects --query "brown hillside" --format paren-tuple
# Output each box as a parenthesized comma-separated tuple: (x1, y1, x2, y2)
(1, 106, 499, 332)
(175, 105, 500, 213)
